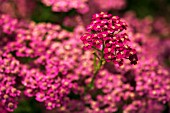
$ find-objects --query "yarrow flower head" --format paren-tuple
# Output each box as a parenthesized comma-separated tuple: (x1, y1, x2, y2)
(80, 12, 138, 65)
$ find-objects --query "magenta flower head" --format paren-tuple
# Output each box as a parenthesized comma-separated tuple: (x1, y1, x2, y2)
(80, 12, 138, 65)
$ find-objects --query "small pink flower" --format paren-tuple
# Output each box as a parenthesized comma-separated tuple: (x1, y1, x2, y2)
(35, 92, 46, 102)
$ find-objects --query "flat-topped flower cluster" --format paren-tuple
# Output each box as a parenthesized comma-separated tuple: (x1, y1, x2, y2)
(81, 12, 138, 65)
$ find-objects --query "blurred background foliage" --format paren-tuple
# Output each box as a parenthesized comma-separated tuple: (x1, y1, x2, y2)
(31, 0, 170, 23)
(125, 0, 170, 20)
(13, 98, 42, 113)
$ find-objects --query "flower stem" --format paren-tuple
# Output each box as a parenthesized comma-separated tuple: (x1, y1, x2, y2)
(89, 58, 103, 89)
(89, 44, 105, 89)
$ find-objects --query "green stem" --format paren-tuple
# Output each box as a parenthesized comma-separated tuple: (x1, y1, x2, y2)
(89, 43, 105, 89)
(93, 52, 100, 60)
(89, 58, 103, 89)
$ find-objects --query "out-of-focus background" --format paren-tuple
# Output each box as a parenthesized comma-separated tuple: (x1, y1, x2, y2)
(1, 0, 170, 23)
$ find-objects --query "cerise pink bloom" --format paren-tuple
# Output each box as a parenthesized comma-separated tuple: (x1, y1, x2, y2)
(80, 12, 138, 65)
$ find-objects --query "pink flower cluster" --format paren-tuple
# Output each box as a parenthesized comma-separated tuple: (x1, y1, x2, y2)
(0, 15, 18, 34)
(41, 0, 89, 14)
(124, 99, 164, 113)
(81, 12, 138, 65)
(0, 13, 96, 112)
(0, 52, 21, 112)
(0, 15, 76, 111)
(22, 68, 73, 110)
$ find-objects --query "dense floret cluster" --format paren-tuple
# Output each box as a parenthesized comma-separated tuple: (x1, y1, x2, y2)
(81, 12, 138, 65)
